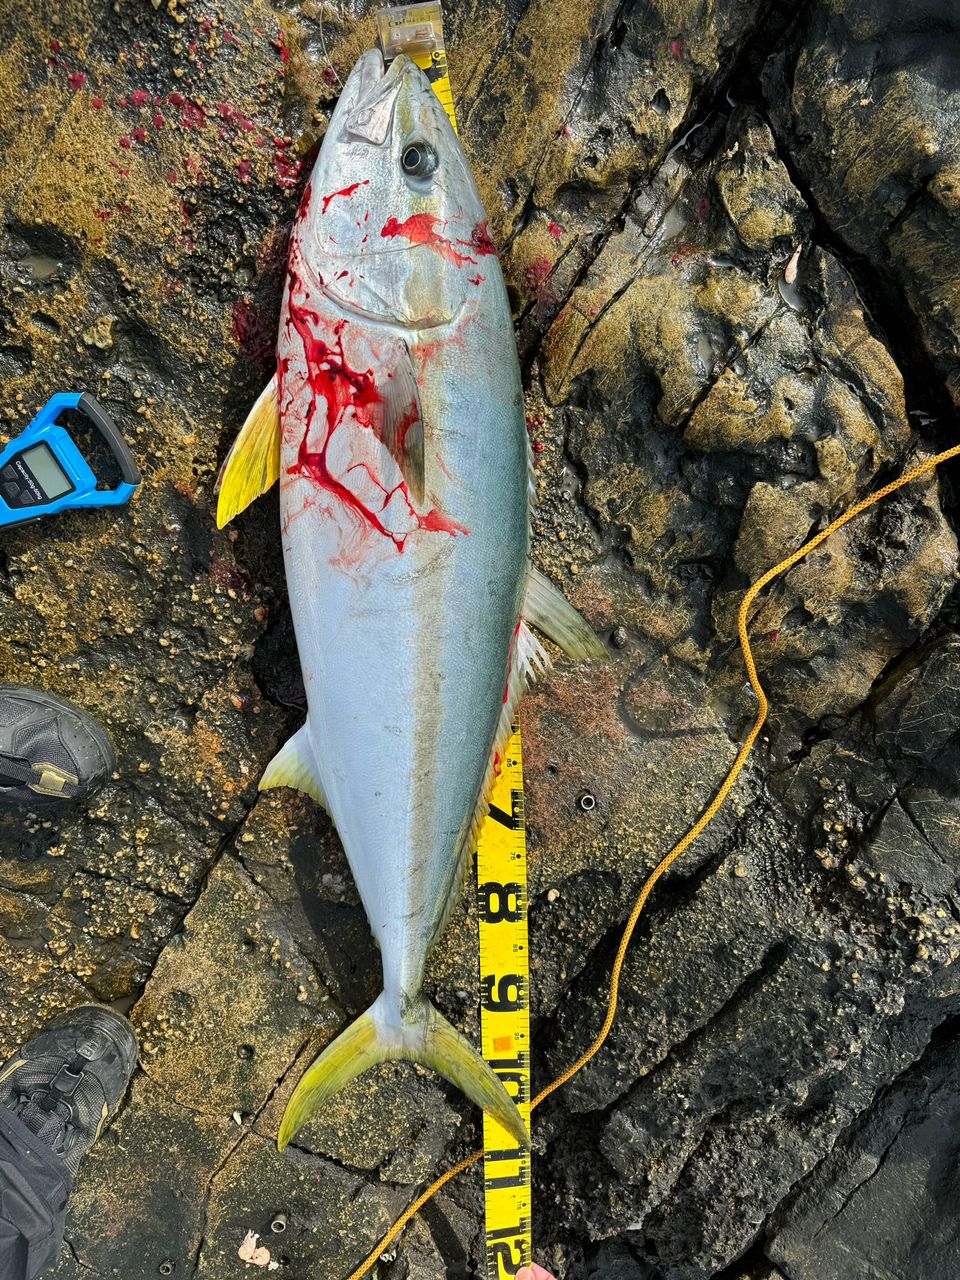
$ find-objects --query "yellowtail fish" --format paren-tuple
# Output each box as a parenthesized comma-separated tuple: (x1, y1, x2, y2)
(216, 48, 606, 1150)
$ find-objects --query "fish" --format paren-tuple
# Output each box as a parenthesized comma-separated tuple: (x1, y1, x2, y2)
(216, 48, 607, 1151)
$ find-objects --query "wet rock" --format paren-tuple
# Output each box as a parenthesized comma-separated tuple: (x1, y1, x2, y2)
(46, 1072, 238, 1279)
(765, 0, 960, 407)
(539, 107, 957, 733)
(767, 1022, 960, 1280)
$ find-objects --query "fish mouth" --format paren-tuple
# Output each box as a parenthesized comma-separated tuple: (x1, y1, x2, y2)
(345, 51, 418, 145)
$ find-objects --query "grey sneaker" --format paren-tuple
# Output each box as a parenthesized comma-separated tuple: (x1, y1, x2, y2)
(0, 1006, 137, 1175)
(0, 684, 116, 805)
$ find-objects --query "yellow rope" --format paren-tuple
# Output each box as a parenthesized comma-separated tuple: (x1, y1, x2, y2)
(345, 443, 960, 1280)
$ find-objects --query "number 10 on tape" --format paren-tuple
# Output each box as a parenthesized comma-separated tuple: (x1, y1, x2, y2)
(476, 720, 532, 1277)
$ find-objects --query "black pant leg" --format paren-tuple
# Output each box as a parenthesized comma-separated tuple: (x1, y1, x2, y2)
(0, 1107, 71, 1280)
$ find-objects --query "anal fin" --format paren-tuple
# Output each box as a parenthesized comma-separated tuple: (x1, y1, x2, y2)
(216, 374, 280, 529)
(524, 567, 607, 660)
(259, 724, 327, 810)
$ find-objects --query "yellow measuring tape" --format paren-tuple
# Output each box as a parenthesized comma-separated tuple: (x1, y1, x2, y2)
(376, 7, 532, 1276)
(342, 437, 960, 1276)
(476, 726, 532, 1277)
(376, 2, 458, 132)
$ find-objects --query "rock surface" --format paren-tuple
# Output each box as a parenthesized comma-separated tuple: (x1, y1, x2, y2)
(0, 0, 957, 1278)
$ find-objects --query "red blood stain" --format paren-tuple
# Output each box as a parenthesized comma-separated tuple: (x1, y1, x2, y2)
(167, 92, 186, 107)
(179, 100, 207, 130)
(92, 96, 104, 109)
(670, 238, 695, 266)
(468, 220, 498, 256)
(130, 89, 150, 108)
(769, 630, 779, 642)
(152, 111, 165, 127)
(283, 278, 466, 551)
(49, 39, 62, 53)
(526, 258, 552, 289)
(68, 72, 86, 90)
(232, 298, 275, 374)
(108, 161, 130, 176)
(467, 273, 485, 286)
(271, 31, 289, 63)
(525, 257, 556, 321)
(548, 220, 565, 242)
(217, 101, 255, 131)
(131, 126, 147, 142)
(210, 556, 252, 597)
(119, 136, 132, 149)
(321, 180, 369, 213)
(380, 214, 478, 268)
(296, 181, 313, 221)
(164, 170, 178, 184)
(273, 150, 301, 189)
(94, 208, 111, 222)
(238, 158, 252, 183)
(670, 37, 683, 58)
(223, 30, 240, 45)
(323, 66, 337, 86)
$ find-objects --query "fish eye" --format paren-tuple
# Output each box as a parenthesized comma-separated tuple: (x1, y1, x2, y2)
(401, 142, 438, 180)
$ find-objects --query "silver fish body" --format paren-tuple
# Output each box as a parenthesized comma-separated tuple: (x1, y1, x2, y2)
(272, 50, 532, 1146)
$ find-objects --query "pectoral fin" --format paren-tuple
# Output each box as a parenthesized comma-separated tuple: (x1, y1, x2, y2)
(373, 341, 424, 503)
(215, 374, 280, 529)
(259, 724, 327, 810)
(524, 567, 607, 660)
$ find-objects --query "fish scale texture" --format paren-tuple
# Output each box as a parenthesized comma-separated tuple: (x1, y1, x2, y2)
(0, 0, 958, 1278)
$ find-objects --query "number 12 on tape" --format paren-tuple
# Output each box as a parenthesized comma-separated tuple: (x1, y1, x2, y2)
(476, 720, 532, 1277)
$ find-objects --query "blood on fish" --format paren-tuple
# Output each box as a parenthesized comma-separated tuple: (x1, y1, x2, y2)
(296, 182, 313, 221)
(322, 180, 369, 213)
(381, 214, 478, 269)
(467, 274, 485, 286)
(466, 220, 498, 256)
(283, 271, 467, 552)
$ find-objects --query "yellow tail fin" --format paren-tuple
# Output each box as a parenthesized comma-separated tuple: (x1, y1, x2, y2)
(278, 993, 529, 1151)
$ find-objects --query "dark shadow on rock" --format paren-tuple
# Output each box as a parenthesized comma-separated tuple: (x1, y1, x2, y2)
(286, 827, 380, 1013)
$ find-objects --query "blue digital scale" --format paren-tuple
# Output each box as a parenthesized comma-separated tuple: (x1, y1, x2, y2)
(0, 393, 140, 529)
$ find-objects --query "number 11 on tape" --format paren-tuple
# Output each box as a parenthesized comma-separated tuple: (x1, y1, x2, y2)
(476, 720, 532, 1277)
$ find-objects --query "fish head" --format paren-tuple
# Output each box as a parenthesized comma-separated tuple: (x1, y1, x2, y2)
(295, 49, 495, 329)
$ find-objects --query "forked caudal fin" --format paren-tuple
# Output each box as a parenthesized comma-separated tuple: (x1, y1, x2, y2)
(278, 991, 529, 1151)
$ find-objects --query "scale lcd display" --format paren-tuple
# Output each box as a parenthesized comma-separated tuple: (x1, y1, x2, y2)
(20, 443, 73, 499)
